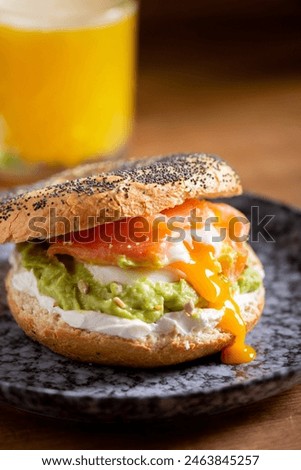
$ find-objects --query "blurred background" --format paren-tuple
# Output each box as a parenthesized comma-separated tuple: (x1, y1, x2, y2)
(131, 0, 301, 206)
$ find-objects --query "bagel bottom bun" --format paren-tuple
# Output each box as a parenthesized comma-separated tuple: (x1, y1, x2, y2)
(5, 253, 264, 368)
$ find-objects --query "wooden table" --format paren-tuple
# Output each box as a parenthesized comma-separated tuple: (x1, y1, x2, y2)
(1, 11, 301, 450)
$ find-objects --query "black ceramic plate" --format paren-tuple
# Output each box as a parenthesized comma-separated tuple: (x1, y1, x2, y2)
(0, 194, 300, 422)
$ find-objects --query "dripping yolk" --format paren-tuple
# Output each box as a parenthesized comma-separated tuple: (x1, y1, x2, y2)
(170, 242, 256, 365)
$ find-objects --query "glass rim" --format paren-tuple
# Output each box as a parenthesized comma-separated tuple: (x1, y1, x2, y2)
(0, 0, 137, 31)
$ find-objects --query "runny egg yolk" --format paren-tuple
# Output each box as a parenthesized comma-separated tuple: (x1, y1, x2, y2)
(170, 242, 256, 364)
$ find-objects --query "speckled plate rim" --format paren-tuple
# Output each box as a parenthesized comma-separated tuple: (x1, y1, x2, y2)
(238, 191, 301, 217)
(0, 363, 301, 401)
(0, 369, 300, 423)
(0, 370, 301, 405)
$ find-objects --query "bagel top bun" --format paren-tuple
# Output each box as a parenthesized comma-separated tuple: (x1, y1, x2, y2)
(0, 153, 241, 244)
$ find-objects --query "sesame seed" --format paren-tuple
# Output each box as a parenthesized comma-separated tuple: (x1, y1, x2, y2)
(77, 280, 90, 294)
(184, 300, 195, 315)
(113, 297, 126, 309)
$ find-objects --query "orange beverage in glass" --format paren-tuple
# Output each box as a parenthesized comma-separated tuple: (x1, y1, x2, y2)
(0, 0, 137, 181)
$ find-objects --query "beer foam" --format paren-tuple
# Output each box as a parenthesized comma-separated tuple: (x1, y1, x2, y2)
(0, 0, 136, 30)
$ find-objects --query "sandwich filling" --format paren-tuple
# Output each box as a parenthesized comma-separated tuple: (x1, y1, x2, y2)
(12, 198, 264, 364)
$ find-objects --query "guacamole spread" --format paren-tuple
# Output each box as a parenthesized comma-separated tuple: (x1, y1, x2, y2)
(237, 266, 262, 294)
(18, 243, 262, 323)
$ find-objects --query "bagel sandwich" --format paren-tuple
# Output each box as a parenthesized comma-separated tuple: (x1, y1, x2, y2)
(0, 153, 265, 367)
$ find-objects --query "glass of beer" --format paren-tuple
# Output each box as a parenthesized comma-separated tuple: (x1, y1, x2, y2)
(0, 0, 137, 183)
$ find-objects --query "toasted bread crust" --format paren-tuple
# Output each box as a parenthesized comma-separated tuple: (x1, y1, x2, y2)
(0, 153, 242, 244)
(5, 273, 264, 368)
